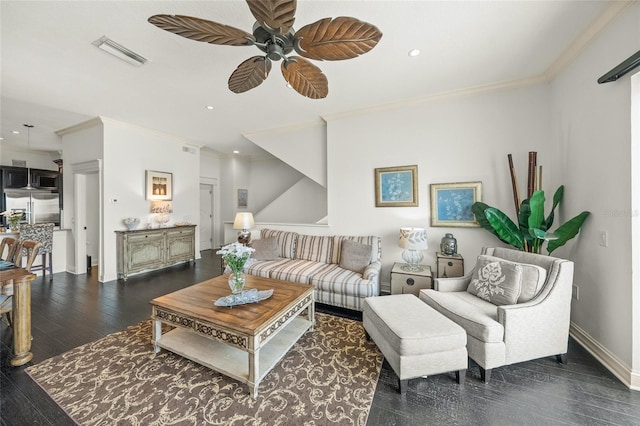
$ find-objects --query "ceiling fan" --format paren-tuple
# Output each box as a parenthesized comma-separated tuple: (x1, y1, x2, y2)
(148, 0, 382, 99)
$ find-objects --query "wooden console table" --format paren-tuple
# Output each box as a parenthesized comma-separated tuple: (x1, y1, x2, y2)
(116, 225, 196, 281)
(0, 267, 36, 366)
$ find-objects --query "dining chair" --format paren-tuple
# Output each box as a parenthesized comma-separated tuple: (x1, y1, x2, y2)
(1, 239, 42, 326)
(0, 237, 18, 262)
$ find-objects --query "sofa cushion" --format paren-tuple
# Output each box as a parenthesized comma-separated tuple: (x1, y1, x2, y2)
(260, 229, 298, 259)
(269, 259, 333, 284)
(339, 240, 372, 273)
(245, 258, 292, 278)
(479, 255, 547, 303)
(420, 289, 504, 343)
(331, 235, 380, 264)
(249, 237, 279, 261)
(467, 255, 522, 305)
(294, 235, 334, 264)
(309, 264, 377, 298)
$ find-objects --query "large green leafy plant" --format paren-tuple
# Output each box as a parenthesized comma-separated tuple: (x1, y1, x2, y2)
(471, 185, 589, 254)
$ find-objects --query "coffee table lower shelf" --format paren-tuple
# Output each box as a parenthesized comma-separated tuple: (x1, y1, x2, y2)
(154, 316, 312, 397)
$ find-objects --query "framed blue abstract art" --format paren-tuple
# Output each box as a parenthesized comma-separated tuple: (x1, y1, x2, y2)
(374, 165, 418, 207)
(430, 181, 482, 227)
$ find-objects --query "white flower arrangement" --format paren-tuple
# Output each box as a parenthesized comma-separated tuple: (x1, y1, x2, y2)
(1, 210, 23, 230)
(216, 242, 255, 275)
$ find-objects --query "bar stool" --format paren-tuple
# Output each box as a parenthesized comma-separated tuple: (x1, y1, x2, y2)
(17, 223, 54, 281)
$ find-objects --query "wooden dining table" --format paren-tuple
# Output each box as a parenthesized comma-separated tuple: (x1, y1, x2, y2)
(0, 266, 36, 366)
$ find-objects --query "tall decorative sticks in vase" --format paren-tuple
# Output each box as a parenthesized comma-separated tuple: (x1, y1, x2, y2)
(508, 151, 542, 216)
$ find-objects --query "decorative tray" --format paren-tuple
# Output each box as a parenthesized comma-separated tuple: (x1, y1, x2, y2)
(214, 289, 274, 307)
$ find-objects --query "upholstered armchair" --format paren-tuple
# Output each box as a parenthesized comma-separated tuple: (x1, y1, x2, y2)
(419, 247, 574, 383)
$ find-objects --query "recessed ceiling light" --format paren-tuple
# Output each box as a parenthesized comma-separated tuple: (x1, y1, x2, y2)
(233, 150, 240, 154)
(205, 105, 214, 110)
(12, 130, 20, 134)
(408, 49, 421, 57)
(92, 35, 148, 66)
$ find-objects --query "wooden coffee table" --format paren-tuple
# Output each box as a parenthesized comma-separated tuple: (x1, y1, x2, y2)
(150, 274, 314, 398)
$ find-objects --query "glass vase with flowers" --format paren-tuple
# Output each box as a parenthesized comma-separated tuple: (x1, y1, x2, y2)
(216, 242, 255, 294)
(1, 210, 23, 232)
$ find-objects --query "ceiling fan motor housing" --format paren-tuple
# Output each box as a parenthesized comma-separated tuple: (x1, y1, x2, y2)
(252, 22, 295, 61)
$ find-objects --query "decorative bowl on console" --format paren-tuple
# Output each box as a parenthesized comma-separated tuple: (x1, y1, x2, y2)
(123, 217, 140, 231)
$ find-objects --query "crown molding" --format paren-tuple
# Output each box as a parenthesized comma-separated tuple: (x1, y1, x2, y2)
(56, 116, 202, 149)
(323, 1, 633, 123)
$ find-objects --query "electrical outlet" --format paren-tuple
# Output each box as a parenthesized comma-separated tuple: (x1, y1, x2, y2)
(599, 231, 608, 247)
(572, 285, 579, 300)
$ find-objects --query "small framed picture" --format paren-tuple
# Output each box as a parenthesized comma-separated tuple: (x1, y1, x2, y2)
(430, 181, 482, 227)
(374, 165, 418, 207)
(146, 170, 173, 201)
(237, 189, 248, 208)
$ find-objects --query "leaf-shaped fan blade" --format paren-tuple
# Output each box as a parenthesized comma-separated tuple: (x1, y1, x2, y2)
(246, 0, 296, 35)
(148, 14, 255, 46)
(294, 17, 382, 61)
(228, 56, 272, 94)
(281, 56, 328, 99)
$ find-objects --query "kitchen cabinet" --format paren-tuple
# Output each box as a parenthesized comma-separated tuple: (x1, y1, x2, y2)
(115, 225, 196, 281)
(2, 167, 28, 189)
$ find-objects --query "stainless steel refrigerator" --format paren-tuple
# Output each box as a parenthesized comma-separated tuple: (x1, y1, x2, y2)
(3, 189, 60, 226)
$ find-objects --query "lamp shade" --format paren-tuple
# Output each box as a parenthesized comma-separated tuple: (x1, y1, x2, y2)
(399, 227, 428, 250)
(233, 212, 255, 230)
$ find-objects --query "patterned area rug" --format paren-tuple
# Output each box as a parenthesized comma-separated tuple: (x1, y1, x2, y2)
(26, 313, 382, 426)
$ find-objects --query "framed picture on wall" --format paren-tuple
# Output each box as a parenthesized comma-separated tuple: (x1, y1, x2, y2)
(430, 181, 482, 227)
(146, 170, 173, 201)
(374, 165, 419, 207)
(237, 189, 248, 208)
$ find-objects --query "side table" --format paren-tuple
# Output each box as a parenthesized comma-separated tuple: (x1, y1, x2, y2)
(436, 252, 464, 278)
(390, 263, 433, 296)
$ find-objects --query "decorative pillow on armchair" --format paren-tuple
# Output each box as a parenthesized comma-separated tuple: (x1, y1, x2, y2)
(249, 237, 279, 261)
(467, 255, 523, 305)
(339, 240, 372, 274)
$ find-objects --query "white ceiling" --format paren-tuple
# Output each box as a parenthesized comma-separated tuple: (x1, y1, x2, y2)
(0, 1, 619, 157)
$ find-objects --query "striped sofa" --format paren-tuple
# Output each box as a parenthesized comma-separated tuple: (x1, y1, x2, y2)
(245, 229, 382, 311)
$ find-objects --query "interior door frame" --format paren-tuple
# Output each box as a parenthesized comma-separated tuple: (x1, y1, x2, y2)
(200, 177, 219, 249)
(71, 160, 103, 280)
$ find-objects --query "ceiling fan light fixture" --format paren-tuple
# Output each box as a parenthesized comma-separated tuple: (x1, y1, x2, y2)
(92, 36, 148, 66)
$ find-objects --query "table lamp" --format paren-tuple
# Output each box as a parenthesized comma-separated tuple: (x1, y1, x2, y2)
(399, 227, 428, 272)
(233, 212, 255, 244)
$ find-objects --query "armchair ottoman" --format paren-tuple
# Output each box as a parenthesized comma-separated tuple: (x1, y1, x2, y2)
(363, 294, 467, 394)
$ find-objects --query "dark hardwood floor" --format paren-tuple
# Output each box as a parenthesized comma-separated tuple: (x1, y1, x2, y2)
(2, 251, 640, 425)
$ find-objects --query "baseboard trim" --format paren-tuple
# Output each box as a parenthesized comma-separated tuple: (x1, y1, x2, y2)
(569, 322, 640, 390)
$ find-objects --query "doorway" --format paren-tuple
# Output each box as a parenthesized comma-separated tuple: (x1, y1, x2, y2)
(71, 160, 102, 279)
(200, 183, 214, 251)
(199, 178, 219, 251)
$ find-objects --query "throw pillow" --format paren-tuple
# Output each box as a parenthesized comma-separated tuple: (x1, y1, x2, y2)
(477, 255, 548, 303)
(249, 237, 279, 261)
(467, 255, 523, 305)
(339, 240, 372, 274)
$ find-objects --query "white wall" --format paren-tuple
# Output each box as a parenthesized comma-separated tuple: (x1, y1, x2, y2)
(101, 119, 201, 281)
(60, 117, 201, 282)
(550, 2, 639, 384)
(324, 84, 554, 284)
